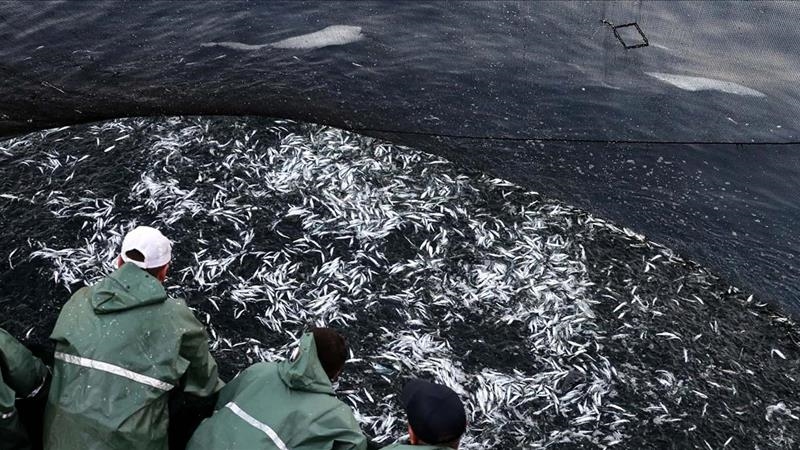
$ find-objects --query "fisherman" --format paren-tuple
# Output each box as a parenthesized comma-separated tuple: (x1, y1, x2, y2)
(43, 226, 223, 450)
(0, 328, 48, 450)
(186, 327, 367, 450)
(384, 379, 467, 450)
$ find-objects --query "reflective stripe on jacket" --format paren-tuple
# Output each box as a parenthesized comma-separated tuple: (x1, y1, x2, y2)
(43, 263, 223, 450)
(187, 332, 367, 450)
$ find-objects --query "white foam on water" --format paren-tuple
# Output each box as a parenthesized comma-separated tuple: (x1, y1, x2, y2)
(646, 72, 766, 97)
(201, 25, 364, 51)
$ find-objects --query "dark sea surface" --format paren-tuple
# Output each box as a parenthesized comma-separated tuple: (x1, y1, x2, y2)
(0, 1, 797, 314)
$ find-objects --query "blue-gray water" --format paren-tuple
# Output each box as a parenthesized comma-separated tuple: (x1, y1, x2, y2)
(0, 1, 797, 312)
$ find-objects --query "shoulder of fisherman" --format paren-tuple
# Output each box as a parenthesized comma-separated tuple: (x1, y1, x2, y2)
(0, 327, 48, 450)
(44, 227, 222, 450)
(188, 331, 367, 450)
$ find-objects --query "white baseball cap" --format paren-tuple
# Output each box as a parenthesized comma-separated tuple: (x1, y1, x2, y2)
(120, 226, 172, 269)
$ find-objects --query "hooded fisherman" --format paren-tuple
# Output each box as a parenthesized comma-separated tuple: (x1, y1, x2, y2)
(43, 226, 223, 450)
(186, 327, 367, 450)
(0, 328, 48, 450)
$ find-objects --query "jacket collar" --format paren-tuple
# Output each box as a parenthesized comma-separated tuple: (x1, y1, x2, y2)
(90, 263, 168, 313)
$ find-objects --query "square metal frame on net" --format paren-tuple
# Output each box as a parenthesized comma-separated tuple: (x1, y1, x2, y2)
(613, 22, 649, 49)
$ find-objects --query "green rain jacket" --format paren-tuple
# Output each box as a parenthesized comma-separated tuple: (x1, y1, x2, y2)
(43, 263, 223, 450)
(0, 328, 48, 450)
(186, 332, 367, 450)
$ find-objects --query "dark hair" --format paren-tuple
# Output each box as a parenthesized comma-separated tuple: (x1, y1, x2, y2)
(311, 327, 347, 381)
(124, 249, 168, 278)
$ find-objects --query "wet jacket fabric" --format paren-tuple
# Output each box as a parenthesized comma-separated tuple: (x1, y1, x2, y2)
(186, 332, 367, 450)
(0, 328, 48, 450)
(382, 444, 453, 450)
(43, 263, 223, 450)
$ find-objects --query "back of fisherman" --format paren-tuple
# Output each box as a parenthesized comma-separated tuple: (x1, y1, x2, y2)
(43, 226, 223, 450)
(0, 328, 48, 450)
(187, 327, 367, 450)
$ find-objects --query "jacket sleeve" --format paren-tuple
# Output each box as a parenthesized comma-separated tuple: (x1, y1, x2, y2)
(0, 328, 48, 398)
(0, 379, 30, 450)
(328, 404, 368, 450)
(173, 303, 224, 396)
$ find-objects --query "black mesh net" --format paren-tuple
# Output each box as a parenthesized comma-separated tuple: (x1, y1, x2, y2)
(1, 2, 800, 448)
(0, 1, 797, 311)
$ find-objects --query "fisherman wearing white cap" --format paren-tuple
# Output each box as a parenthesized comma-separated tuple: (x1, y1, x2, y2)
(43, 226, 223, 450)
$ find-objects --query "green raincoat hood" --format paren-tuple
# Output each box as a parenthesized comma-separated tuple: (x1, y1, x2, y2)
(278, 333, 335, 395)
(186, 331, 366, 450)
(90, 263, 167, 313)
